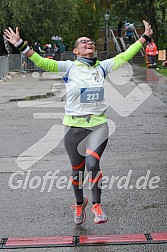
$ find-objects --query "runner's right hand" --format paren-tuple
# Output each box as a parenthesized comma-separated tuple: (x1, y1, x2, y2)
(4, 27, 21, 45)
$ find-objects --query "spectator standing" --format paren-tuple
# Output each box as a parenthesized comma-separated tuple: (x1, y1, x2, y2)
(43, 44, 53, 58)
(117, 21, 123, 37)
(33, 42, 44, 55)
(51, 35, 66, 60)
(51, 35, 65, 52)
(53, 43, 61, 60)
(145, 40, 158, 68)
(124, 21, 134, 45)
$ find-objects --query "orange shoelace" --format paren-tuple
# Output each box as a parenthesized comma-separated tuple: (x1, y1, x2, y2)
(72, 205, 82, 216)
(92, 204, 102, 215)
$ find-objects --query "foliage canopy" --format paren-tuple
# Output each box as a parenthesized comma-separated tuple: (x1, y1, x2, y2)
(0, 0, 166, 55)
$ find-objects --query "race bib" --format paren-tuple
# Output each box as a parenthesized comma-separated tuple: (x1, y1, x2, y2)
(80, 87, 104, 104)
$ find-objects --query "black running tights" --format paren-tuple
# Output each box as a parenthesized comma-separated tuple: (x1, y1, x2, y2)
(64, 123, 108, 204)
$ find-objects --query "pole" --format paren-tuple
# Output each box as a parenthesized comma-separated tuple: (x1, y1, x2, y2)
(106, 19, 109, 54)
(104, 13, 110, 56)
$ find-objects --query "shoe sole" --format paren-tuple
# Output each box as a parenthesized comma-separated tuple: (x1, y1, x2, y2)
(76, 196, 88, 225)
(94, 217, 108, 224)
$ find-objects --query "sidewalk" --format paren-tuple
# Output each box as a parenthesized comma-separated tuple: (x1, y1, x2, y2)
(0, 67, 166, 252)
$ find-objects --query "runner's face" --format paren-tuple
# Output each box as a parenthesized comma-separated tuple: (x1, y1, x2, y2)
(73, 37, 95, 58)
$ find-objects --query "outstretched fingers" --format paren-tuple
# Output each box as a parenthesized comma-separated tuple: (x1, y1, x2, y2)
(4, 27, 20, 45)
(16, 27, 19, 35)
(8, 27, 15, 34)
(4, 29, 10, 38)
(143, 20, 153, 37)
(4, 27, 13, 40)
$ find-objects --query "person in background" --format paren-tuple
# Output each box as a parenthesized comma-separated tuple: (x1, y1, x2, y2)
(53, 43, 61, 60)
(43, 44, 53, 58)
(4, 20, 153, 226)
(124, 21, 134, 46)
(33, 42, 44, 55)
(117, 21, 123, 37)
(145, 39, 158, 68)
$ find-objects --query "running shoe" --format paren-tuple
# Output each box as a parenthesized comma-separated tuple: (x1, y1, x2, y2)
(92, 203, 108, 224)
(71, 195, 88, 225)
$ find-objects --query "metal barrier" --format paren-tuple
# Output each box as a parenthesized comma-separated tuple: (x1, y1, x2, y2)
(9, 54, 21, 72)
(60, 51, 111, 61)
(24, 56, 41, 71)
(61, 51, 75, 61)
(0, 51, 117, 78)
(0, 55, 9, 79)
(110, 29, 122, 54)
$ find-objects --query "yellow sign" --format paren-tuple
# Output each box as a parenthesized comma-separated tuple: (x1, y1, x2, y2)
(158, 50, 166, 61)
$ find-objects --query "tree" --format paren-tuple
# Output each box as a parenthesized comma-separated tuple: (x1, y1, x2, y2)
(108, 0, 167, 48)
(0, 0, 166, 55)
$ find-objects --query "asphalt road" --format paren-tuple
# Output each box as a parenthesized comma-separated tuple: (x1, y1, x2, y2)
(0, 66, 166, 252)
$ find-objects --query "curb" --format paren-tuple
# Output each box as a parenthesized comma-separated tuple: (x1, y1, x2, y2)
(0, 72, 19, 83)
